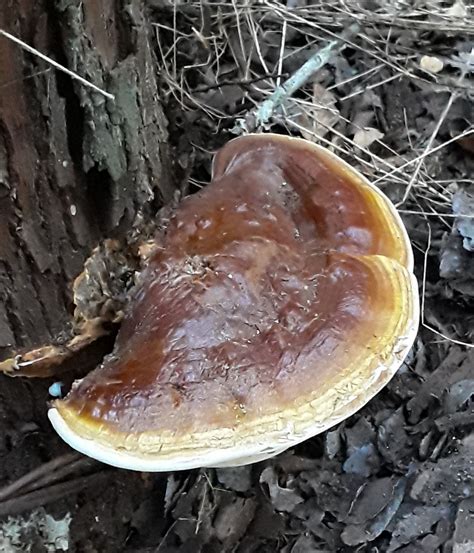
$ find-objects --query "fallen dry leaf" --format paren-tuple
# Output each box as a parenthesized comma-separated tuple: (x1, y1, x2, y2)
(298, 83, 339, 142)
(353, 127, 384, 148)
(445, 0, 467, 18)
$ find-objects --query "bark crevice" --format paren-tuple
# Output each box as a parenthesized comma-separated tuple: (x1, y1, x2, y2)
(0, 0, 174, 358)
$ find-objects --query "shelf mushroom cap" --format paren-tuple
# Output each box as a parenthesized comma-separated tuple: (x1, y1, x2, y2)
(49, 134, 419, 471)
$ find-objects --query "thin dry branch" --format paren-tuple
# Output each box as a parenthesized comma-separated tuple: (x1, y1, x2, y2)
(0, 29, 114, 100)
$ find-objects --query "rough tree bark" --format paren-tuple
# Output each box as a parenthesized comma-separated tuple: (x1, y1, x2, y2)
(0, 0, 174, 361)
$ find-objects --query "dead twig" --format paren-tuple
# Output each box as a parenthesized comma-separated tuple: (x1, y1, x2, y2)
(0, 29, 114, 100)
(397, 93, 457, 207)
(240, 22, 360, 131)
(0, 452, 102, 517)
(0, 453, 85, 502)
(372, 128, 474, 186)
(0, 472, 109, 517)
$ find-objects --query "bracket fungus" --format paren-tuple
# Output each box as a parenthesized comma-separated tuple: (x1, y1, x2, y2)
(49, 134, 419, 471)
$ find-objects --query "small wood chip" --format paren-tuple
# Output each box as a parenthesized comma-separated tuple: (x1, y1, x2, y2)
(420, 55, 444, 74)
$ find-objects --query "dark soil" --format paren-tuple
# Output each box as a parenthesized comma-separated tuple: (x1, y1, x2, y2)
(1, 1, 473, 552)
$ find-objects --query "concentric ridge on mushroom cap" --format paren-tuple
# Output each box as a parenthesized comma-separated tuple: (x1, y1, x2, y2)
(49, 134, 419, 471)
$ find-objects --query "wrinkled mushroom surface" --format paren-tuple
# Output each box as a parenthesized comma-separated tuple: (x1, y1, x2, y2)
(49, 134, 419, 471)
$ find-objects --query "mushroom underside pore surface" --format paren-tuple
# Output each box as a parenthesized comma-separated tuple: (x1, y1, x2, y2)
(49, 134, 419, 471)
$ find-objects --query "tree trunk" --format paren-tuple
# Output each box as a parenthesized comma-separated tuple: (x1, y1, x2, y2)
(0, 0, 173, 360)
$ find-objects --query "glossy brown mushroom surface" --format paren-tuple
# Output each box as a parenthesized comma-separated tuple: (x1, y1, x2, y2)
(50, 134, 418, 470)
